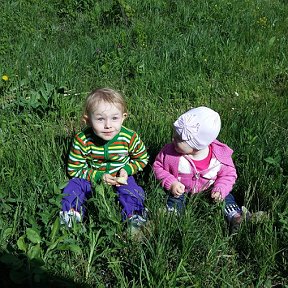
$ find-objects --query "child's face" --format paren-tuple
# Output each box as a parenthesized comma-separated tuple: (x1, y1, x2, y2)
(88, 101, 127, 141)
(172, 131, 200, 155)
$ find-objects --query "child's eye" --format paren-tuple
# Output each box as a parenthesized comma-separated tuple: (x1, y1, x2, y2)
(112, 116, 119, 121)
(96, 117, 104, 121)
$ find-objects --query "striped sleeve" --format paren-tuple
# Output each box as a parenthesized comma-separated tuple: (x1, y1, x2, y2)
(122, 132, 149, 175)
(67, 133, 99, 181)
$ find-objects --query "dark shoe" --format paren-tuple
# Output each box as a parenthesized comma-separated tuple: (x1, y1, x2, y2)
(229, 206, 267, 234)
(242, 206, 268, 223)
(229, 206, 268, 234)
(229, 213, 243, 234)
(229, 206, 252, 234)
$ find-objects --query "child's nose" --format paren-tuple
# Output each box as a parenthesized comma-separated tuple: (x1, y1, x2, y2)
(104, 119, 112, 128)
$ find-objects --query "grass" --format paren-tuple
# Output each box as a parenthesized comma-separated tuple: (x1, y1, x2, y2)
(0, 0, 288, 286)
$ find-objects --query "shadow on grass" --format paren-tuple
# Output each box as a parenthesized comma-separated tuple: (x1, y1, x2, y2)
(0, 251, 89, 288)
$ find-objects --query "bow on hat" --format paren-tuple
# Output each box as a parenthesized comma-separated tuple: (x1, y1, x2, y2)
(174, 114, 200, 141)
(173, 106, 221, 150)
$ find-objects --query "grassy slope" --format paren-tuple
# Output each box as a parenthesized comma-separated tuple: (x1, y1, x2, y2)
(0, 0, 287, 286)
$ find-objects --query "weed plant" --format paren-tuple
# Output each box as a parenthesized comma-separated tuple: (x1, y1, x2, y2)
(0, 0, 287, 287)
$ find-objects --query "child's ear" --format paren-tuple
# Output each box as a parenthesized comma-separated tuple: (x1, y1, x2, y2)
(123, 112, 128, 119)
(82, 114, 90, 125)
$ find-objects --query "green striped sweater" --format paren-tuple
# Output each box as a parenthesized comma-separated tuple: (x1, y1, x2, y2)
(67, 126, 149, 183)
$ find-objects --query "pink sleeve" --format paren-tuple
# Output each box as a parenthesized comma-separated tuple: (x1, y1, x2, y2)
(212, 163, 237, 198)
(153, 148, 178, 191)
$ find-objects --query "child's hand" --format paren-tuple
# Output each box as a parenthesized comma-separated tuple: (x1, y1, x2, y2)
(102, 174, 118, 186)
(115, 169, 128, 186)
(211, 191, 223, 202)
(170, 181, 185, 197)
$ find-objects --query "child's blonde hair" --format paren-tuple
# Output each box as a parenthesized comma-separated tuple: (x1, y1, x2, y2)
(83, 88, 127, 123)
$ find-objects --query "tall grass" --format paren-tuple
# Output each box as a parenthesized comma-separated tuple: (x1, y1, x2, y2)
(0, 0, 287, 286)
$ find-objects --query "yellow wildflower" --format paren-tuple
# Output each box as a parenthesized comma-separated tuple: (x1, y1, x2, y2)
(258, 17, 267, 27)
(2, 75, 9, 81)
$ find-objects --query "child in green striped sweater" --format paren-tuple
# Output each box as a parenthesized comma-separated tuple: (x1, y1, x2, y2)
(60, 88, 149, 229)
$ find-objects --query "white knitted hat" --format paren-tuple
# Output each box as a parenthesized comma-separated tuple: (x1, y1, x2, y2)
(173, 106, 221, 150)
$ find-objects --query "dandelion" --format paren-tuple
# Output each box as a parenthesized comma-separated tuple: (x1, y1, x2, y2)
(257, 17, 267, 27)
(2, 75, 9, 81)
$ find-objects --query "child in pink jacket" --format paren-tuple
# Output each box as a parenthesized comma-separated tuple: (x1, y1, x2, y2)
(153, 106, 247, 232)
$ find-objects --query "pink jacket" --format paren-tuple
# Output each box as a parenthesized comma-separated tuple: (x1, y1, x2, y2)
(153, 140, 237, 198)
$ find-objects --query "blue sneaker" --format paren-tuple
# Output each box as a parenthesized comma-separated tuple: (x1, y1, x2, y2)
(128, 214, 147, 227)
(127, 213, 147, 237)
(59, 209, 82, 228)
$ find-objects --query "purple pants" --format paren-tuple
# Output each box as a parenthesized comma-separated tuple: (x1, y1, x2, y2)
(61, 176, 145, 220)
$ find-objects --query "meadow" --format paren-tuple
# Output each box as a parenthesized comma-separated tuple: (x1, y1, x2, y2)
(0, 0, 287, 287)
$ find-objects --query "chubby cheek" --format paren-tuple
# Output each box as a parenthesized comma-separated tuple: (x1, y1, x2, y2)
(174, 143, 185, 154)
(90, 121, 101, 130)
(175, 142, 194, 154)
(115, 122, 122, 131)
